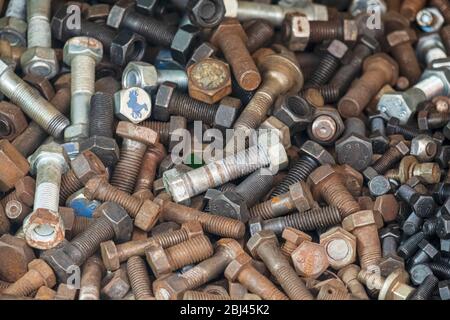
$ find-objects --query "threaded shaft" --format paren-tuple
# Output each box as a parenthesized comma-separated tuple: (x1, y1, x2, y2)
(3, 270, 44, 297)
(427, 262, 450, 278)
(235, 169, 273, 207)
(140, 121, 170, 145)
(196, 213, 245, 239)
(123, 11, 175, 46)
(180, 266, 207, 290)
(250, 201, 275, 220)
(72, 216, 93, 237)
(270, 156, 318, 197)
(127, 256, 153, 300)
(244, 20, 274, 53)
(397, 232, 425, 259)
(134, 144, 166, 194)
(152, 228, 190, 249)
(387, 124, 420, 139)
(170, 91, 217, 125)
(91, 182, 142, 217)
(281, 241, 298, 257)
(166, 235, 213, 271)
(237, 265, 289, 300)
(409, 275, 438, 300)
(89, 92, 114, 138)
(306, 54, 340, 88)
(317, 84, 341, 103)
(183, 291, 231, 300)
(275, 264, 313, 300)
(321, 179, 361, 218)
(309, 20, 343, 43)
(372, 147, 402, 174)
(0, 280, 10, 289)
(233, 88, 273, 130)
(60, 170, 82, 204)
(66, 217, 115, 265)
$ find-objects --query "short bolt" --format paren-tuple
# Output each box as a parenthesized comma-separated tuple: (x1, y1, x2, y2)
(243, 19, 274, 54)
(396, 184, 436, 218)
(0, 0, 27, 46)
(0, 59, 69, 137)
(386, 118, 421, 139)
(127, 256, 154, 300)
(369, 115, 389, 153)
(337, 265, 369, 300)
(63, 37, 103, 142)
(400, 0, 427, 21)
(409, 274, 439, 300)
(397, 231, 426, 259)
(358, 269, 415, 300)
(79, 255, 105, 300)
(409, 239, 440, 267)
(418, 110, 450, 130)
(402, 212, 423, 237)
(385, 155, 441, 185)
(371, 141, 410, 175)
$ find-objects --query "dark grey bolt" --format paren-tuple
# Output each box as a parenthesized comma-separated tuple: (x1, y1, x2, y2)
(410, 264, 434, 286)
(397, 184, 436, 218)
(397, 231, 426, 259)
(402, 212, 423, 237)
(369, 114, 389, 154)
(409, 274, 439, 300)
(409, 239, 440, 267)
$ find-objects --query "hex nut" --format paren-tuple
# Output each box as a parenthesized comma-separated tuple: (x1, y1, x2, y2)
(0, 16, 27, 47)
(273, 94, 313, 135)
(79, 136, 120, 168)
(71, 151, 108, 185)
(122, 61, 159, 92)
(0, 102, 28, 141)
(410, 135, 438, 162)
(291, 241, 329, 279)
(171, 25, 200, 65)
(0, 234, 35, 282)
(111, 30, 146, 66)
(20, 47, 59, 79)
(0, 140, 30, 192)
(114, 87, 152, 124)
(320, 227, 356, 270)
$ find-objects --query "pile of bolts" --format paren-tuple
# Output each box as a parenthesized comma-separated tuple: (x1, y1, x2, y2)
(2, 0, 450, 301)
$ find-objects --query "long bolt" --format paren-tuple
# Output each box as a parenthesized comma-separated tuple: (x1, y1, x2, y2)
(0, 59, 69, 137)
(79, 255, 104, 300)
(233, 168, 274, 208)
(63, 37, 103, 142)
(338, 265, 369, 300)
(247, 230, 313, 300)
(127, 256, 154, 300)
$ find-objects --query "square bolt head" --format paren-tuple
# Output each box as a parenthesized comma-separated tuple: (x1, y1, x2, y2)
(374, 195, 399, 223)
(116, 121, 159, 145)
(342, 210, 376, 232)
(154, 82, 177, 121)
(282, 13, 310, 51)
(40, 248, 75, 283)
(171, 25, 200, 65)
(63, 36, 103, 66)
(100, 240, 120, 271)
(326, 40, 348, 59)
(418, 239, 440, 259)
(135, 200, 161, 232)
(282, 227, 312, 246)
(260, 116, 291, 150)
(0, 140, 29, 192)
(111, 30, 147, 66)
(246, 230, 278, 259)
(20, 47, 59, 80)
(145, 243, 171, 278)
(0, 234, 35, 282)
(187, 58, 232, 104)
(320, 226, 356, 270)
(114, 88, 152, 124)
(291, 242, 329, 278)
(224, 252, 253, 282)
(210, 18, 248, 47)
(122, 61, 158, 92)
(107, 1, 134, 29)
(289, 181, 315, 213)
(97, 202, 133, 243)
(71, 151, 107, 184)
(300, 140, 335, 165)
(214, 96, 241, 130)
(387, 29, 416, 48)
(29, 142, 69, 175)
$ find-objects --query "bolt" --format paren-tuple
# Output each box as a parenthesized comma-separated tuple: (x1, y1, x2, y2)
(358, 269, 415, 300)
(409, 274, 439, 300)
(79, 255, 105, 300)
(2, 259, 55, 297)
(280, 227, 312, 257)
(417, 33, 447, 66)
(153, 238, 244, 300)
(371, 141, 410, 175)
(431, 0, 450, 24)
(229, 168, 274, 208)
(41, 202, 133, 282)
(163, 133, 287, 203)
(250, 206, 342, 236)
(155, 197, 245, 239)
(182, 291, 232, 300)
(0, 176, 35, 208)
(434, 183, 450, 204)
(12, 87, 71, 157)
(338, 53, 399, 118)
(386, 118, 421, 140)
(427, 261, 450, 278)
(418, 110, 450, 130)
(249, 181, 315, 220)
(127, 256, 154, 300)
(20, 0, 58, 79)
(397, 231, 426, 259)
(63, 37, 103, 142)
(320, 226, 357, 270)
(100, 221, 204, 271)
(409, 239, 440, 267)
(146, 235, 213, 278)
(224, 252, 289, 300)
(0, 0, 27, 46)
(247, 230, 313, 300)
(271, 140, 335, 197)
(243, 19, 274, 54)
(84, 177, 161, 232)
(184, 0, 226, 29)
(385, 156, 441, 185)
(396, 184, 436, 218)
(400, 0, 427, 21)
(140, 117, 187, 151)
(0, 59, 69, 137)
(337, 265, 369, 300)
(23, 143, 69, 250)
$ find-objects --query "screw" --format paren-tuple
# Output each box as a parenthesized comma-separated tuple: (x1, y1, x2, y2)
(127, 256, 154, 300)
(371, 141, 410, 175)
(338, 53, 399, 118)
(2, 259, 55, 297)
(146, 235, 214, 278)
(0, 59, 69, 137)
(247, 230, 313, 300)
(155, 197, 245, 239)
(251, 206, 342, 236)
(100, 221, 204, 271)
(385, 156, 441, 185)
(140, 117, 186, 150)
(358, 269, 415, 300)
(12, 87, 71, 157)
(0, 0, 27, 46)
(79, 255, 105, 300)
(243, 19, 274, 54)
(280, 227, 311, 257)
(111, 122, 159, 194)
(337, 265, 369, 300)
(84, 177, 161, 232)
(409, 274, 439, 300)
(153, 238, 244, 300)
(20, 0, 58, 79)
(396, 184, 436, 218)
(386, 118, 420, 140)
(63, 37, 103, 142)
(397, 231, 426, 259)
(224, 252, 289, 300)
(271, 140, 335, 197)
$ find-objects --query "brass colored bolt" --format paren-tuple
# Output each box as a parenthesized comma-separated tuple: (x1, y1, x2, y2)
(337, 265, 369, 300)
(146, 235, 214, 278)
(224, 252, 289, 300)
(3, 259, 56, 297)
(281, 227, 312, 258)
(385, 155, 441, 184)
(358, 268, 415, 300)
(127, 256, 154, 300)
(342, 210, 382, 270)
(308, 164, 361, 218)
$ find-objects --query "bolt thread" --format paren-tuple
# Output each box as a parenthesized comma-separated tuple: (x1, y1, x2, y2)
(72, 216, 93, 237)
(244, 20, 274, 53)
(276, 264, 313, 300)
(183, 291, 231, 300)
(427, 112, 450, 129)
(0, 71, 69, 137)
(409, 275, 438, 300)
(60, 170, 82, 204)
(422, 218, 438, 237)
(68, 217, 115, 264)
(250, 201, 275, 220)
(111, 146, 147, 194)
(427, 262, 450, 278)
(270, 156, 318, 197)
(124, 11, 174, 46)
(89, 92, 114, 138)
(197, 213, 245, 239)
(79, 19, 115, 52)
(170, 91, 217, 125)
(3, 270, 44, 297)
(306, 54, 340, 88)
(387, 124, 420, 140)
(263, 206, 342, 234)
(140, 121, 171, 145)
(234, 89, 273, 130)
(281, 241, 298, 257)
(317, 286, 352, 300)
(238, 266, 289, 300)
(0, 205, 10, 235)
(372, 147, 402, 174)
(127, 256, 153, 300)
(181, 266, 206, 290)
(321, 179, 361, 218)
(431, 0, 450, 24)
(134, 144, 166, 194)
(166, 235, 213, 271)
(359, 244, 382, 271)
(152, 228, 190, 248)
(27, 0, 52, 48)
(92, 182, 142, 217)
(397, 232, 425, 259)
(0, 280, 10, 289)
(235, 169, 273, 207)
(309, 20, 343, 43)
(317, 84, 341, 103)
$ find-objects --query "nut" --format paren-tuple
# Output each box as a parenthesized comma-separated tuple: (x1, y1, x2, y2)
(308, 107, 345, 145)
(171, 25, 200, 65)
(79, 136, 120, 168)
(291, 241, 329, 279)
(320, 227, 356, 270)
(21, 46, 59, 79)
(410, 134, 438, 162)
(122, 61, 159, 93)
(114, 88, 152, 124)
(110, 30, 146, 66)
(0, 140, 30, 192)
(273, 94, 313, 135)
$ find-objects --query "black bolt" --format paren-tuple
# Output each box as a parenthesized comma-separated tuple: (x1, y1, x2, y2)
(402, 212, 423, 237)
(409, 274, 439, 300)
(427, 262, 450, 279)
(408, 239, 440, 267)
(89, 93, 114, 138)
(423, 217, 440, 237)
(380, 226, 401, 256)
(398, 231, 426, 259)
(369, 115, 389, 154)
(397, 185, 436, 218)
(433, 183, 450, 204)
(386, 117, 421, 140)
(372, 141, 409, 174)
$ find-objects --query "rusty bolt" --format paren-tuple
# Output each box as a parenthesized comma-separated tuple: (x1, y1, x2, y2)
(0, 234, 35, 282)
(337, 265, 369, 300)
(373, 194, 399, 223)
(320, 226, 357, 270)
(281, 227, 312, 257)
(291, 240, 329, 279)
(401, 0, 427, 21)
(126, 255, 154, 300)
(79, 255, 105, 300)
(0, 101, 27, 141)
(1, 176, 35, 208)
(0, 139, 29, 192)
(358, 268, 414, 300)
